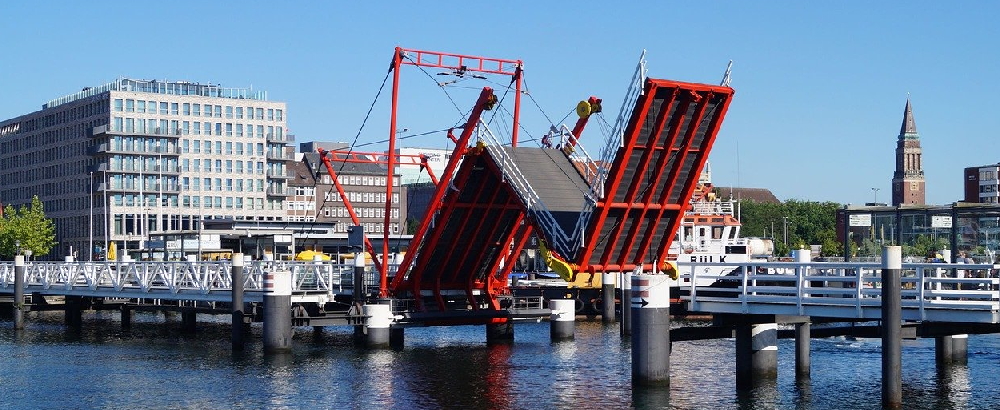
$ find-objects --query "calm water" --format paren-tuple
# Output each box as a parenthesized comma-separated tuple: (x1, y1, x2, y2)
(1, 312, 998, 410)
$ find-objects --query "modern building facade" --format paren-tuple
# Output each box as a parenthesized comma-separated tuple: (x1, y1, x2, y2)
(964, 163, 1000, 204)
(0, 78, 292, 260)
(891, 98, 926, 206)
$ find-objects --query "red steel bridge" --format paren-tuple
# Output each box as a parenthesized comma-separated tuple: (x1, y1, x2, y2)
(314, 48, 735, 324)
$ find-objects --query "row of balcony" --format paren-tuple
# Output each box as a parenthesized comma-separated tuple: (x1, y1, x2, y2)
(91, 125, 294, 143)
(88, 143, 181, 156)
(94, 182, 181, 193)
(89, 163, 181, 175)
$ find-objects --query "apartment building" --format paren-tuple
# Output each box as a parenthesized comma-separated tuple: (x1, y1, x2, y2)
(0, 78, 291, 259)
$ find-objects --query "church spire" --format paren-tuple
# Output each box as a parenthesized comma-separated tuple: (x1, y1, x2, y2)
(899, 98, 918, 137)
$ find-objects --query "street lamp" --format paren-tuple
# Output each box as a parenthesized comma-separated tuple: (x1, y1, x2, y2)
(871, 187, 880, 204)
(782, 216, 789, 249)
(89, 171, 94, 261)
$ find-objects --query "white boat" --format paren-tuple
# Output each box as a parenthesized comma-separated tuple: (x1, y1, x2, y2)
(670, 182, 774, 288)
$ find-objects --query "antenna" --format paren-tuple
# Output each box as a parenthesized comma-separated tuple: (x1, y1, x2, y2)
(720, 60, 733, 87)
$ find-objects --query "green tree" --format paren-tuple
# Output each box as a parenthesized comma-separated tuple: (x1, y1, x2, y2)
(735, 198, 842, 257)
(0, 196, 56, 259)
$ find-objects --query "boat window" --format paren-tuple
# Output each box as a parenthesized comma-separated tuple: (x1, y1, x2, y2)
(713, 227, 724, 239)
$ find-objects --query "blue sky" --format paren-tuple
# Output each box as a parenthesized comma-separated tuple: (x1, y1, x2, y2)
(3, 1, 998, 205)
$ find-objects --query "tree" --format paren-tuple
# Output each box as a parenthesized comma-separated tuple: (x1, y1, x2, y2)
(736, 198, 843, 257)
(0, 196, 57, 259)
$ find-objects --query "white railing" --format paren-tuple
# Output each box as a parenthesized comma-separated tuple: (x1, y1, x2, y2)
(477, 122, 575, 255)
(594, 50, 647, 200)
(679, 260, 1000, 323)
(0, 261, 389, 303)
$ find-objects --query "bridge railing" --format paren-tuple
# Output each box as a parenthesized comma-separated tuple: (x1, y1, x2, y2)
(679, 261, 1000, 320)
(0, 260, 394, 298)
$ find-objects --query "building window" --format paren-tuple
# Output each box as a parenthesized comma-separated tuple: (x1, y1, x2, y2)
(192, 104, 201, 116)
(160, 102, 168, 115)
(170, 103, 179, 115)
(125, 99, 134, 112)
(204, 105, 213, 117)
(276, 109, 283, 121)
(183, 103, 191, 115)
(114, 99, 123, 111)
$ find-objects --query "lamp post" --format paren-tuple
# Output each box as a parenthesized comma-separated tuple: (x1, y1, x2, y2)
(89, 171, 94, 261)
(872, 187, 880, 204)
(783, 216, 789, 250)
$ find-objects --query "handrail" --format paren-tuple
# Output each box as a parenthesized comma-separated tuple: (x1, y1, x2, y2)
(679, 260, 1000, 322)
(476, 122, 575, 255)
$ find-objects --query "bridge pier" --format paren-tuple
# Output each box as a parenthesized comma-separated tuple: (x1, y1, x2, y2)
(363, 302, 393, 348)
(736, 322, 778, 388)
(620, 271, 631, 337)
(795, 322, 811, 379)
(550, 298, 575, 340)
(181, 311, 197, 333)
(14, 255, 25, 330)
(120, 305, 132, 331)
(631, 274, 671, 386)
(231, 254, 246, 351)
(881, 246, 902, 409)
(263, 268, 293, 353)
(64, 296, 83, 329)
(602, 272, 616, 323)
(935, 334, 968, 366)
(486, 321, 515, 345)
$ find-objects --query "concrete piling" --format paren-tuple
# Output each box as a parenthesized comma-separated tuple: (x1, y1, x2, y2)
(936, 334, 969, 366)
(363, 302, 393, 348)
(231, 253, 246, 350)
(14, 255, 25, 330)
(602, 272, 616, 323)
(549, 298, 575, 340)
(631, 273, 671, 386)
(353, 252, 366, 344)
(795, 322, 811, 379)
(736, 322, 778, 387)
(881, 246, 902, 408)
(486, 322, 515, 345)
(263, 268, 293, 353)
(620, 271, 631, 337)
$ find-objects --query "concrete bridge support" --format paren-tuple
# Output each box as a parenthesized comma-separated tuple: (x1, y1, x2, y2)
(181, 311, 197, 333)
(231, 253, 246, 351)
(64, 296, 83, 329)
(620, 271, 631, 337)
(549, 298, 575, 340)
(363, 302, 393, 348)
(795, 322, 811, 380)
(120, 306, 133, 331)
(935, 334, 969, 366)
(881, 246, 902, 409)
(602, 272, 616, 323)
(631, 274, 671, 386)
(14, 255, 25, 330)
(736, 322, 778, 388)
(263, 269, 293, 353)
(486, 321, 515, 345)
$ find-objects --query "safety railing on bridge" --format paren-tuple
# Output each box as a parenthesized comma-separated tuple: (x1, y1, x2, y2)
(477, 121, 577, 255)
(0, 260, 393, 303)
(678, 260, 1000, 322)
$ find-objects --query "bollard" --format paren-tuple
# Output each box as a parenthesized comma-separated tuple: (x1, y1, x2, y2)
(263, 268, 293, 353)
(881, 246, 902, 408)
(14, 255, 25, 330)
(231, 253, 246, 350)
(363, 302, 393, 348)
(602, 272, 616, 323)
(549, 299, 575, 340)
(631, 273, 671, 386)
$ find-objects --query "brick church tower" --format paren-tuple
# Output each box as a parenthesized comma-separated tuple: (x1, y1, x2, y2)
(891, 98, 925, 205)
